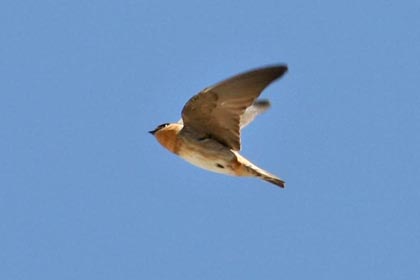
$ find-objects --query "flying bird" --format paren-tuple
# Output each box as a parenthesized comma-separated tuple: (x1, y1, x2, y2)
(149, 65, 288, 188)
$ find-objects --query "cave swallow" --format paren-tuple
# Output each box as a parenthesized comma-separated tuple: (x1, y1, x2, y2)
(149, 65, 288, 188)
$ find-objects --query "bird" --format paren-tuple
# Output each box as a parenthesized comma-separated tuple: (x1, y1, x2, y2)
(149, 65, 288, 188)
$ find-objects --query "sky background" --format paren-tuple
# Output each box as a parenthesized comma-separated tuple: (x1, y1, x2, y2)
(1, 0, 420, 279)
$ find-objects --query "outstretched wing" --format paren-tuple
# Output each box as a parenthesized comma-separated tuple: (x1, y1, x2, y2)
(181, 65, 288, 150)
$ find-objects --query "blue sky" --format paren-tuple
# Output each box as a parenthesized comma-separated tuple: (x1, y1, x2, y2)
(1, 0, 420, 279)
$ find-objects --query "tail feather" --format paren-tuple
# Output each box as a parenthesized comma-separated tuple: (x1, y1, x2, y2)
(260, 174, 285, 188)
(243, 161, 285, 188)
(233, 151, 285, 188)
(251, 166, 285, 188)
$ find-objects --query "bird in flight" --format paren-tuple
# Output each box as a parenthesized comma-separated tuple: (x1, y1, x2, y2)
(149, 65, 288, 188)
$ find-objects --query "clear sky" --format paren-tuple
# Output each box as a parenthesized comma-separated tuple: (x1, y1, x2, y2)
(1, 0, 420, 279)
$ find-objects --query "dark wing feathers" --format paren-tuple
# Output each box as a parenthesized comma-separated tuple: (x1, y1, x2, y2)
(181, 65, 288, 151)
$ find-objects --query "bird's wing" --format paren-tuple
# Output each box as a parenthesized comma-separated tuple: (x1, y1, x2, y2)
(181, 65, 287, 151)
(240, 99, 271, 129)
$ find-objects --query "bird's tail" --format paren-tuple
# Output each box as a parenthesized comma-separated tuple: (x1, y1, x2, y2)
(261, 174, 285, 188)
(235, 152, 285, 188)
(249, 166, 285, 188)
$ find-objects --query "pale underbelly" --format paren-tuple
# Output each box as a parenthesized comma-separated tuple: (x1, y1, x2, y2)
(178, 149, 237, 176)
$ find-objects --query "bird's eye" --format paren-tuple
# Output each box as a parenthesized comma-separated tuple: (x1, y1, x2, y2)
(158, 123, 170, 129)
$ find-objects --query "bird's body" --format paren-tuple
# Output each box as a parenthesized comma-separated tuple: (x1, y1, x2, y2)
(150, 65, 288, 188)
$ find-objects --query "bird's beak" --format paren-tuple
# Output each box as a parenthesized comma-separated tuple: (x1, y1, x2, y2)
(148, 129, 156, 135)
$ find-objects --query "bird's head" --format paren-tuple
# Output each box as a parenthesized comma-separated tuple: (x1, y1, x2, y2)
(149, 122, 182, 153)
(149, 123, 171, 135)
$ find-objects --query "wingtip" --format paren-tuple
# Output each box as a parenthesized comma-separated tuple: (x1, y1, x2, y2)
(276, 64, 288, 76)
(260, 64, 288, 80)
(253, 99, 271, 108)
(264, 63, 288, 72)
